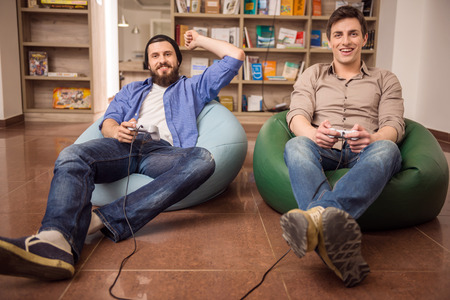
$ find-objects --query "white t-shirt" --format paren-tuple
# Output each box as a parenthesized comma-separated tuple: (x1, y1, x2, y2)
(137, 83, 173, 145)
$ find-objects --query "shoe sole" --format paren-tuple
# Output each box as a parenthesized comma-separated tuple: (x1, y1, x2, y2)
(318, 207, 370, 287)
(0, 240, 74, 281)
(280, 211, 309, 258)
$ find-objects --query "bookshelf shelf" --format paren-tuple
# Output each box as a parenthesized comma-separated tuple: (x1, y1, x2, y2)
(171, 0, 379, 121)
(16, 0, 108, 122)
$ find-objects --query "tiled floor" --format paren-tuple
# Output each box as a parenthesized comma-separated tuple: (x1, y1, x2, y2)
(0, 121, 449, 300)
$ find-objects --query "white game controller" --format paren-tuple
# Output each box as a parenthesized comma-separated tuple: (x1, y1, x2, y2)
(128, 124, 160, 141)
(327, 128, 359, 141)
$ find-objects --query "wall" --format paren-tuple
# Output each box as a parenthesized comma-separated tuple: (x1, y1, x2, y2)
(378, 0, 450, 133)
(0, 0, 23, 121)
(118, 5, 170, 62)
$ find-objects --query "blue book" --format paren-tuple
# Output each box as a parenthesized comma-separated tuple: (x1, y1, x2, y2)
(311, 30, 321, 47)
(244, 0, 257, 14)
(251, 63, 263, 80)
(256, 25, 275, 48)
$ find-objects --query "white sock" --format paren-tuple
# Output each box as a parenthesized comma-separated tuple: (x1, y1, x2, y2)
(88, 212, 104, 235)
(36, 230, 71, 254)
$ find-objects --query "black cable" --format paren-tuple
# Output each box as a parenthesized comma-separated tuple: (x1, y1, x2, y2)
(240, 248, 291, 300)
(108, 130, 140, 300)
(261, 4, 279, 112)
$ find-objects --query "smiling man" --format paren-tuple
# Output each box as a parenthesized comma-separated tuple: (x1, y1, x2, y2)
(0, 31, 244, 281)
(280, 6, 404, 287)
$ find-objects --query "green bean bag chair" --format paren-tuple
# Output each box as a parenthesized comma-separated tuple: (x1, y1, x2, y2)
(253, 111, 449, 231)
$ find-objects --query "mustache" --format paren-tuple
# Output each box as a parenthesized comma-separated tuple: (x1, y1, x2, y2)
(157, 63, 172, 70)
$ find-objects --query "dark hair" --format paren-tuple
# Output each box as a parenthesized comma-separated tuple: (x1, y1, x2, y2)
(326, 6, 367, 40)
(144, 34, 182, 69)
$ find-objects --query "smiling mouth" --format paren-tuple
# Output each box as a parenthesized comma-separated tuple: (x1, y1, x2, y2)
(340, 48, 354, 55)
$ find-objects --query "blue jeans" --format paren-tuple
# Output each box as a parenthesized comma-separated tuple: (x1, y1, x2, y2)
(284, 136, 402, 219)
(40, 134, 215, 262)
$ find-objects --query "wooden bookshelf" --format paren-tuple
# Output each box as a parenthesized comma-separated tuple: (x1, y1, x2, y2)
(16, 0, 108, 122)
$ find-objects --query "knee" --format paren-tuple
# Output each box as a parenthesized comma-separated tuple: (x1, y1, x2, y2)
(191, 147, 216, 174)
(285, 136, 316, 162)
(55, 144, 88, 168)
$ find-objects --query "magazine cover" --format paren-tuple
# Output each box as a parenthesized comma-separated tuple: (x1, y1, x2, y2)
(52, 87, 91, 109)
(29, 51, 48, 76)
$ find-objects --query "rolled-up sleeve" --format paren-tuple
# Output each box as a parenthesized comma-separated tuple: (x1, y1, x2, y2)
(286, 65, 318, 128)
(378, 70, 405, 142)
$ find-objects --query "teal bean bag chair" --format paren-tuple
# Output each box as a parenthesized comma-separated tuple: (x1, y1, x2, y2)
(75, 100, 248, 210)
(253, 111, 449, 231)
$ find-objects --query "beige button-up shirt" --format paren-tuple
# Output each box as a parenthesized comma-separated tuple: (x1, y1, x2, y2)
(287, 62, 405, 143)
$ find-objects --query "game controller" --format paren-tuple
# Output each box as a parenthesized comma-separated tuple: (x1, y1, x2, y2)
(327, 128, 359, 141)
(128, 124, 160, 141)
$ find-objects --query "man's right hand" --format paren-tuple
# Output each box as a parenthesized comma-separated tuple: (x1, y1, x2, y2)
(101, 118, 138, 143)
(316, 120, 339, 149)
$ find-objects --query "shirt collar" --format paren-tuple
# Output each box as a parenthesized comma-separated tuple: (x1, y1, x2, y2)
(327, 61, 371, 77)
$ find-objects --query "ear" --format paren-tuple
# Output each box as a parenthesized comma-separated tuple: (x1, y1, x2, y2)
(363, 32, 368, 47)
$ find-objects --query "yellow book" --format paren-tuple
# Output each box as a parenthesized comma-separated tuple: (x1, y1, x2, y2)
(262, 61, 277, 80)
(280, 0, 294, 16)
(293, 0, 306, 16)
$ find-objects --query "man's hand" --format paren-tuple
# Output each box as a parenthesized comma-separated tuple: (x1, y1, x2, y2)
(184, 30, 200, 50)
(345, 124, 371, 153)
(102, 118, 138, 143)
(316, 120, 339, 149)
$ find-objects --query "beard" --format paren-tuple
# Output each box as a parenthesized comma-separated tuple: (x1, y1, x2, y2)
(149, 63, 180, 87)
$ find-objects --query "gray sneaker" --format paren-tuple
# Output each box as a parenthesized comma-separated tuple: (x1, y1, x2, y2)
(316, 207, 370, 287)
(0, 235, 74, 280)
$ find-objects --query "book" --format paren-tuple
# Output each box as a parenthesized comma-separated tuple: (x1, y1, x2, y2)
(262, 60, 277, 80)
(48, 72, 79, 77)
(244, 27, 253, 48)
(247, 95, 263, 111)
(191, 57, 209, 77)
(310, 29, 321, 47)
(280, 0, 294, 16)
(282, 61, 299, 81)
(223, 0, 240, 14)
(362, 0, 373, 16)
(205, 0, 220, 13)
(294, 31, 305, 48)
(27, 0, 39, 8)
(29, 51, 48, 76)
(193, 26, 208, 37)
(312, 0, 321, 16)
(229, 27, 240, 47)
(251, 63, 263, 80)
(258, 0, 268, 15)
(52, 87, 91, 109)
(244, 0, 257, 14)
(256, 25, 275, 48)
(219, 95, 234, 111)
(40, 0, 87, 9)
(321, 32, 329, 48)
(176, 0, 188, 12)
(267, 76, 287, 81)
(268, 0, 281, 15)
(244, 55, 259, 80)
(190, 0, 201, 13)
(293, 0, 306, 16)
(176, 24, 189, 46)
(276, 27, 297, 48)
(298, 60, 305, 76)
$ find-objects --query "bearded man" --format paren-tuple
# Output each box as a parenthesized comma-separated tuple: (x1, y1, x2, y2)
(0, 31, 244, 281)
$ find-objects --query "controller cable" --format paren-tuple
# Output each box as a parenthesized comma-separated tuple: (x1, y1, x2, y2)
(108, 127, 142, 300)
(240, 139, 345, 299)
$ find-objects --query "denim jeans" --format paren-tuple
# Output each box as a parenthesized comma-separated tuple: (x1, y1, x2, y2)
(284, 136, 402, 219)
(40, 134, 215, 262)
